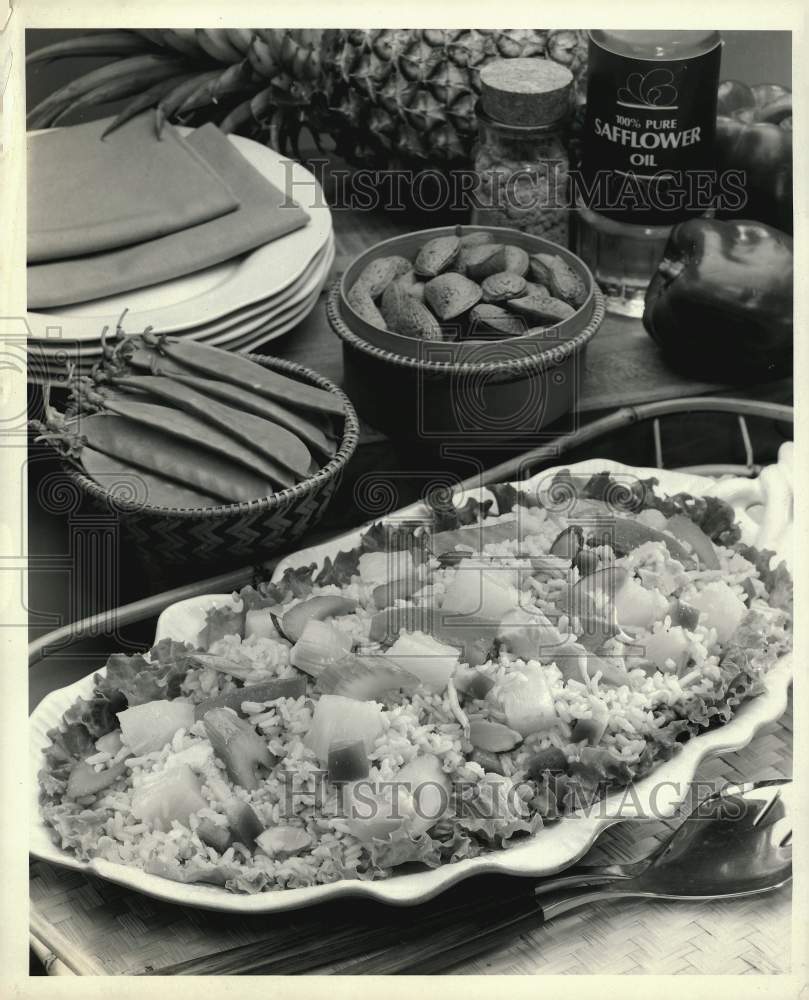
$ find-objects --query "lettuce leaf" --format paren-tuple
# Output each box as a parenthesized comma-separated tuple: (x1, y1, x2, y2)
(40, 803, 109, 858)
(544, 470, 740, 545)
(426, 493, 492, 532)
(734, 544, 793, 615)
(239, 584, 282, 612)
(251, 564, 318, 606)
(366, 828, 443, 870)
(199, 602, 245, 649)
(97, 639, 196, 707)
(487, 482, 520, 515)
(144, 857, 238, 888)
(315, 549, 360, 588)
(545, 470, 659, 514)
(645, 492, 740, 545)
(62, 690, 121, 739)
(456, 811, 542, 845)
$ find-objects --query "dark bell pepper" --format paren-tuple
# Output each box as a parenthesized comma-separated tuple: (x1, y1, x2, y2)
(643, 218, 792, 380)
(715, 80, 792, 233)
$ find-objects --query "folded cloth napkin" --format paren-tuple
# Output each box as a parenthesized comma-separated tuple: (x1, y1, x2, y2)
(27, 113, 240, 263)
(28, 124, 310, 310)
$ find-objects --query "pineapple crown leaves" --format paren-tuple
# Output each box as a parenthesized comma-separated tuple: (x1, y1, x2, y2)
(26, 28, 588, 165)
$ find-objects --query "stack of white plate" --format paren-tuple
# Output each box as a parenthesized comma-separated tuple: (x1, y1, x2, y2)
(27, 132, 334, 385)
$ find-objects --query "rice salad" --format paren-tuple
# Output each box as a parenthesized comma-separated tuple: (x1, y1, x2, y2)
(38, 469, 793, 894)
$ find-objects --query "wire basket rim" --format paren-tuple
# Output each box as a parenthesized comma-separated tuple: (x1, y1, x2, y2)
(60, 352, 360, 520)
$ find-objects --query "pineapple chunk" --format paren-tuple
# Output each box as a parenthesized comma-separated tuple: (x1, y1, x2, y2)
(290, 619, 352, 678)
(118, 699, 195, 755)
(256, 826, 313, 858)
(688, 582, 746, 643)
(131, 764, 207, 831)
(498, 662, 557, 737)
(441, 560, 520, 621)
(244, 608, 279, 640)
(385, 631, 459, 690)
(498, 607, 564, 662)
(304, 695, 383, 764)
(613, 577, 668, 630)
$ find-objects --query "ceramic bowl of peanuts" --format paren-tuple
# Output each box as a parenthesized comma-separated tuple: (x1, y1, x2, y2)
(339, 225, 600, 362)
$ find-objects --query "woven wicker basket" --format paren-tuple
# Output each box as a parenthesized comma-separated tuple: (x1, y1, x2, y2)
(60, 354, 360, 569)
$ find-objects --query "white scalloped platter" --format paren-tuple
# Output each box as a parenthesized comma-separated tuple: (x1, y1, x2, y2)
(30, 452, 794, 912)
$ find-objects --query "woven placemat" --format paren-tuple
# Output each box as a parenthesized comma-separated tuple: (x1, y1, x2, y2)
(30, 692, 792, 977)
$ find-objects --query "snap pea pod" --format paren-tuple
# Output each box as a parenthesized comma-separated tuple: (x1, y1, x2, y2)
(167, 373, 337, 459)
(155, 337, 345, 419)
(77, 396, 295, 490)
(69, 413, 277, 503)
(109, 375, 312, 478)
(122, 345, 338, 455)
(80, 447, 220, 509)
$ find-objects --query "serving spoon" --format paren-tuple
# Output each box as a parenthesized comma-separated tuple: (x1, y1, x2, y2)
(327, 779, 792, 976)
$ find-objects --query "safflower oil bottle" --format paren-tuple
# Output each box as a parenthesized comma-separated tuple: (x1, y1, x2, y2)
(574, 30, 722, 316)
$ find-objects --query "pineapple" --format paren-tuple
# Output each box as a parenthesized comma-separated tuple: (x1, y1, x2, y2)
(27, 28, 588, 167)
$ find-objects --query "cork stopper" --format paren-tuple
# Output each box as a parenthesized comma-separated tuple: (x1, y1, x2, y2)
(480, 58, 574, 126)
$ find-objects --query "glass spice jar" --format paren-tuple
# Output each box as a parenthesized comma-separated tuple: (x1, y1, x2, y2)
(471, 58, 573, 246)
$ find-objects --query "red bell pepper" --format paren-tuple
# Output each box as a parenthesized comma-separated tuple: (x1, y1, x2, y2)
(715, 80, 792, 232)
(643, 218, 793, 380)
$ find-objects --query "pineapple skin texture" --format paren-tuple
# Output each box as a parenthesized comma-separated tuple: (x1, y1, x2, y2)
(27, 28, 589, 168)
(330, 29, 588, 165)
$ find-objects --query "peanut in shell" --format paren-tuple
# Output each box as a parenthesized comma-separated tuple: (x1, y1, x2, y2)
(506, 294, 576, 325)
(468, 304, 527, 337)
(469, 244, 530, 280)
(352, 256, 403, 300)
(414, 236, 461, 278)
(381, 281, 442, 339)
(394, 270, 427, 303)
(347, 286, 387, 330)
(523, 280, 550, 298)
(424, 272, 482, 320)
(464, 243, 505, 280)
(529, 253, 587, 306)
(459, 231, 495, 248)
(481, 271, 527, 303)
